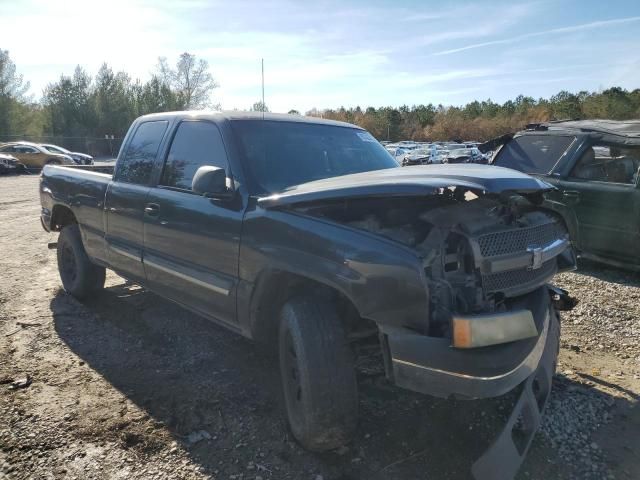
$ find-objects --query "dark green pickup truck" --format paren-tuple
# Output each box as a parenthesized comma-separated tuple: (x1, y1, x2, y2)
(40, 112, 576, 479)
(492, 119, 640, 269)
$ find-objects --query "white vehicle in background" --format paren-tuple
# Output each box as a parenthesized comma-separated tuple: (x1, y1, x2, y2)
(428, 144, 447, 164)
(0, 153, 22, 174)
(385, 146, 408, 161)
(401, 148, 431, 166)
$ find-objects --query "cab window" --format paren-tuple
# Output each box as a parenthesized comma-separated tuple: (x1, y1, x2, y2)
(115, 121, 169, 185)
(160, 121, 229, 191)
(571, 144, 640, 185)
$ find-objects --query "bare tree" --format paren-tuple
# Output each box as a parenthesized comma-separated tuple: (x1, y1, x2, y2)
(157, 53, 219, 109)
(250, 101, 269, 112)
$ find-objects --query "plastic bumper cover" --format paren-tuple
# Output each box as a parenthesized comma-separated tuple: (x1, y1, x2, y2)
(379, 286, 562, 480)
(381, 286, 554, 400)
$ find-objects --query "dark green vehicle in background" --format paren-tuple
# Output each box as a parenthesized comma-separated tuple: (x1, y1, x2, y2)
(491, 120, 640, 270)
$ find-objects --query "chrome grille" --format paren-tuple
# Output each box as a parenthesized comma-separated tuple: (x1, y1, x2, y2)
(478, 221, 562, 258)
(482, 259, 557, 296)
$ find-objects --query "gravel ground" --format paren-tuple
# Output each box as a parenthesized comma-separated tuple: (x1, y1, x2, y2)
(536, 268, 640, 479)
(0, 174, 638, 480)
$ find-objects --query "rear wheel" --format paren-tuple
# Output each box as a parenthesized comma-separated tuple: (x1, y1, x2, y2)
(278, 295, 358, 451)
(57, 224, 105, 299)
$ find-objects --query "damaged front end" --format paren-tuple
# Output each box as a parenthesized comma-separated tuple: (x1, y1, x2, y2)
(293, 184, 576, 359)
(268, 166, 577, 480)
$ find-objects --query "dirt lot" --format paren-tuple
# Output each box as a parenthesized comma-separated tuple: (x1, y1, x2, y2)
(1, 174, 638, 480)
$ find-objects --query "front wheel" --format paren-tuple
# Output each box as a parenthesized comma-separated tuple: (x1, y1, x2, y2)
(278, 295, 358, 451)
(57, 224, 105, 299)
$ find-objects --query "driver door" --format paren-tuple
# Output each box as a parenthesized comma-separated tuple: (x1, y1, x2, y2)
(143, 120, 244, 327)
(555, 144, 640, 262)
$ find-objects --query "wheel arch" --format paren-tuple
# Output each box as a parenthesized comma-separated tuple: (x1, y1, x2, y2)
(249, 268, 367, 347)
(50, 204, 77, 231)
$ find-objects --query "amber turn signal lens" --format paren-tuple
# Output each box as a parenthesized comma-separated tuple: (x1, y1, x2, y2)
(452, 310, 538, 349)
(452, 318, 472, 348)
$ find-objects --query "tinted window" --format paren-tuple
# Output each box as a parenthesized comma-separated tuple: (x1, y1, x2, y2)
(571, 144, 640, 185)
(232, 120, 398, 194)
(15, 146, 37, 153)
(161, 121, 229, 190)
(44, 145, 66, 154)
(116, 121, 168, 184)
(493, 135, 575, 174)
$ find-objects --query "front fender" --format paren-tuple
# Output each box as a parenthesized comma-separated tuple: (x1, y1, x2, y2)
(239, 208, 430, 330)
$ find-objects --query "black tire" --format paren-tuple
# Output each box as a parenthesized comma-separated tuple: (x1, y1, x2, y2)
(57, 224, 105, 299)
(278, 295, 358, 451)
(46, 159, 61, 165)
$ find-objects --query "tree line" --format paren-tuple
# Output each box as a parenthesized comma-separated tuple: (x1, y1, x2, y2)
(312, 88, 640, 142)
(0, 49, 218, 142)
(1, 48, 639, 147)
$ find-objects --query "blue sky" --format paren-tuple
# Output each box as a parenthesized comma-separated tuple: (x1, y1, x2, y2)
(1, 0, 639, 112)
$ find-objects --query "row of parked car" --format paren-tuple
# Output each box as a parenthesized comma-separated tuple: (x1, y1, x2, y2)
(382, 140, 490, 166)
(0, 141, 93, 174)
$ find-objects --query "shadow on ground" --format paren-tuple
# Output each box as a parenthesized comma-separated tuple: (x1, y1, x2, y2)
(50, 281, 619, 479)
(574, 258, 640, 287)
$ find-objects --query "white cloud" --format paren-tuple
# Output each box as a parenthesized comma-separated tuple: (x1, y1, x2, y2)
(433, 15, 640, 56)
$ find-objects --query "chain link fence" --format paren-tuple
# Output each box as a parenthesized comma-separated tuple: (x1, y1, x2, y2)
(0, 134, 124, 160)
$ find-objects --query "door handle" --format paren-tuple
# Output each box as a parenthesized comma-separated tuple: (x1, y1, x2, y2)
(563, 190, 580, 198)
(144, 203, 160, 217)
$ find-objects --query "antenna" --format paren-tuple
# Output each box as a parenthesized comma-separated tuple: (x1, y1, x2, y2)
(261, 58, 265, 120)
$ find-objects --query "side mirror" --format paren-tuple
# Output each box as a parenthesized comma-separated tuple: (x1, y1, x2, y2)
(192, 166, 232, 198)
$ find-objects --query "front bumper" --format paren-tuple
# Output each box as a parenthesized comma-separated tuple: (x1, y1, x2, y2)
(380, 286, 555, 400)
(379, 285, 564, 480)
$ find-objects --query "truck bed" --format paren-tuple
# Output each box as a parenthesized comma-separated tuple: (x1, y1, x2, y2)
(40, 165, 112, 243)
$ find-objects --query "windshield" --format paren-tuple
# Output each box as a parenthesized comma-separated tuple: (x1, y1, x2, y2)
(493, 134, 575, 174)
(449, 148, 470, 157)
(232, 120, 399, 194)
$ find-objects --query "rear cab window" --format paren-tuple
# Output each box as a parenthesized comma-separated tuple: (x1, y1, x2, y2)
(493, 134, 575, 174)
(115, 120, 169, 184)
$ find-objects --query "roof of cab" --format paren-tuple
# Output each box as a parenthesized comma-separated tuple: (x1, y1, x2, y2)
(135, 110, 363, 130)
(520, 119, 640, 142)
(543, 119, 640, 137)
(515, 119, 640, 146)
